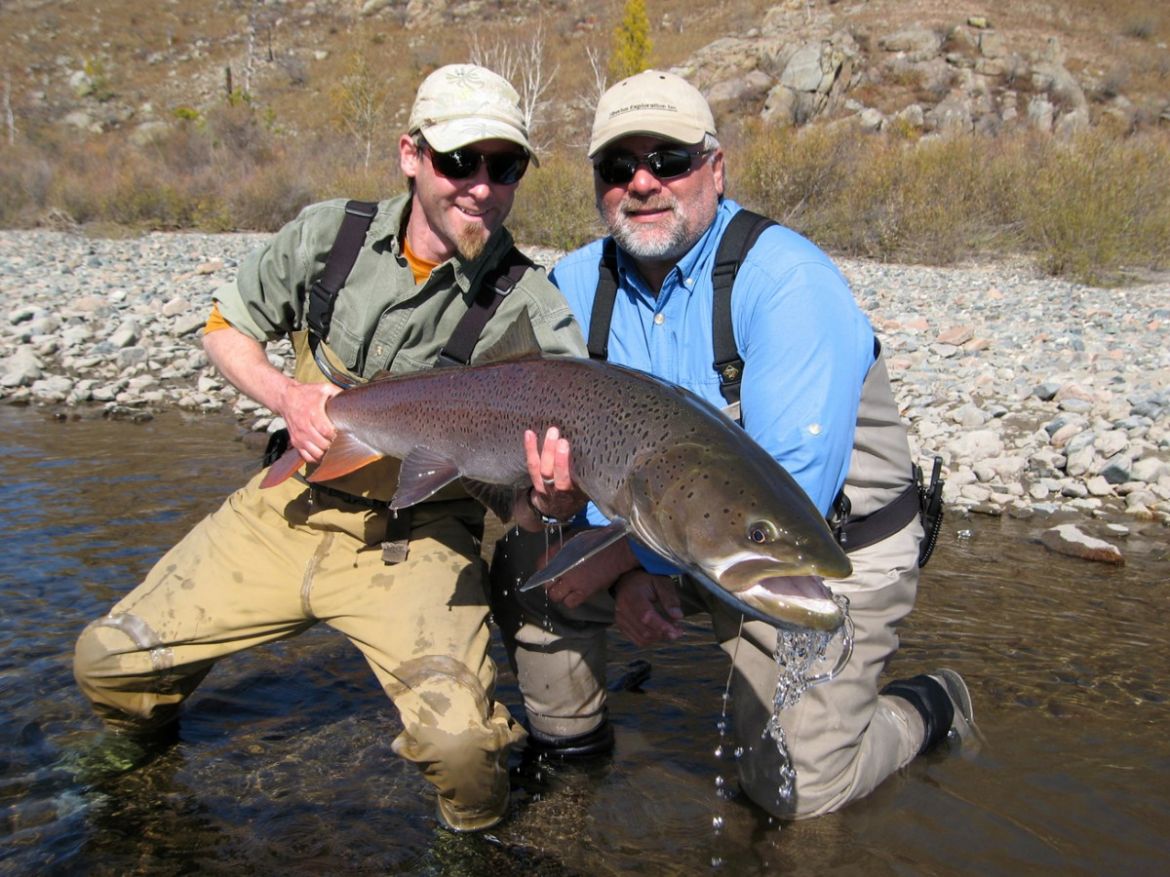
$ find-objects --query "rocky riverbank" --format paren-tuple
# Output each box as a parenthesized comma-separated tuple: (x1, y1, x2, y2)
(3, 229, 1169, 533)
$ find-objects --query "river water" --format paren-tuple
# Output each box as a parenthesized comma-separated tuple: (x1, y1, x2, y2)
(1, 404, 1167, 876)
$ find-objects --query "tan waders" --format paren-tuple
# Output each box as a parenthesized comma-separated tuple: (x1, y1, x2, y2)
(75, 472, 526, 831)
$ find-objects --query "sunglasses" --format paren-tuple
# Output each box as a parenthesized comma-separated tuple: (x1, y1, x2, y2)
(595, 146, 711, 185)
(420, 142, 530, 185)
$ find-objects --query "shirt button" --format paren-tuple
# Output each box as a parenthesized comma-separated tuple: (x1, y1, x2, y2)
(653, 313, 665, 326)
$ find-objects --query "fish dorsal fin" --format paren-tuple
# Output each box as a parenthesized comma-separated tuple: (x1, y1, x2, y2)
(473, 310, 543, 365)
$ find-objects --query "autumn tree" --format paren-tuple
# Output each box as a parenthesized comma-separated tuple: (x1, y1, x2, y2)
(607, 0, 652, 83)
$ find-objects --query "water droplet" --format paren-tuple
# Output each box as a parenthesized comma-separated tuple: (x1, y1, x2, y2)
(714, 775, 725, 788)
(712, 815, 724, 831)
(713, 745, 724, 758)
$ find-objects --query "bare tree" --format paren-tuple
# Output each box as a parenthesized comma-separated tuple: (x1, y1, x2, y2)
(338, 54, 389, 169)
(585, 44, 608, 104)
(3, 72, 15, 146)
(468, 20, 559, 149)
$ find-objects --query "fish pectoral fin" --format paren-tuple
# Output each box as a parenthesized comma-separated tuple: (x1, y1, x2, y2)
(390, 447, 461, 510)
(306, 432, 383, 483)
(519, 522, 631, 592)
(462, 479, 519, 522)
(260, 448, 304, 488)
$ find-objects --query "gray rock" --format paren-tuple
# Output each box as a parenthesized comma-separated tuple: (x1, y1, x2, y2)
(1040, 524, 1124, 565)
(2, 346, 44, 387)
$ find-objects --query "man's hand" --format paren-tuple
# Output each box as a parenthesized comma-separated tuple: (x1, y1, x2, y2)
(543, 534, 639, 608)
(613, 571, 685, 646)
(278, 380, 342, 463)
(204, 326, 341, 464)
(515, 426, 588, 530)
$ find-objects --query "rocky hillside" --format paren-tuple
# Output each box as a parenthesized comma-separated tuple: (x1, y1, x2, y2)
(2, 0, 1168, 155)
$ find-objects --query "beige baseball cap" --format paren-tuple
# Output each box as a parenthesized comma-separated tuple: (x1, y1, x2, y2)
(588, 69, 717, 158)
(408, 64, 535, 159)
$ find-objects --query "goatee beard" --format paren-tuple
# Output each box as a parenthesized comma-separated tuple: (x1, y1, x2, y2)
(455, 224, 489, 262)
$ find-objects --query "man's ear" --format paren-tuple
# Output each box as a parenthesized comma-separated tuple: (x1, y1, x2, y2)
(399, 133, 421, 179)
(711, 149, 726, 197)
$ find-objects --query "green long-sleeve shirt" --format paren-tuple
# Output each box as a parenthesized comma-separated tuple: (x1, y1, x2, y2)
(214, 195, 586, 378)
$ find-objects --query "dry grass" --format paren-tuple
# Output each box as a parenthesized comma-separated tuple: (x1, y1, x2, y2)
(732, 121, 1170, 284)
(1, 0, 1168, 284)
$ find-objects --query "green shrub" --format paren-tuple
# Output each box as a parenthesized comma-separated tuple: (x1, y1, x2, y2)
(509, 150, 602, 251)
(0, 143, 52, 225)
(731, 120, 1170, 282)
(1015, 129, 1170, 284)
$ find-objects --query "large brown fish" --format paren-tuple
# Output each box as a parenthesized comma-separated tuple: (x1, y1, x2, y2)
(263, 316, 852, 630)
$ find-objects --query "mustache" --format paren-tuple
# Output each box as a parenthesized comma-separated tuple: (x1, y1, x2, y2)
(620, 194, 676, 214)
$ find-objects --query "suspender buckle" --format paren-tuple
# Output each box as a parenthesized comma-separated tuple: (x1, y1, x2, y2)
(344, 201, 378, 219)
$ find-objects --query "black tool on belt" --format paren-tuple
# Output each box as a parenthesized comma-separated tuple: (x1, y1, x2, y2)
(915, 456, 945, 567)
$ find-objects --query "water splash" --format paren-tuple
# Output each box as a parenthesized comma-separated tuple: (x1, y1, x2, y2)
(765, 593, 853, 801)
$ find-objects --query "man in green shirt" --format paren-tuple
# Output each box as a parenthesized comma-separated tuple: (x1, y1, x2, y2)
(73, 64, 586, 832)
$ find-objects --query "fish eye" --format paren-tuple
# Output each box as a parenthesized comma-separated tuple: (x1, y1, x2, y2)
(747, 520, 779, 544)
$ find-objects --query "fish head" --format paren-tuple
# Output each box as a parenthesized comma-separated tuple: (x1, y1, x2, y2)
(627, 442, 852, 631)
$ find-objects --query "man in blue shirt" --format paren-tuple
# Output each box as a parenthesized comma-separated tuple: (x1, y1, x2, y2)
(491, 70, 975, 819)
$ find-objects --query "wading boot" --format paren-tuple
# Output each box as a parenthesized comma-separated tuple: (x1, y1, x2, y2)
(882, 668, 978, 754)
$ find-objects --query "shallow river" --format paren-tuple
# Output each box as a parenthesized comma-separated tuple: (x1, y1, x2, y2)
(1, 404, 1167, 876)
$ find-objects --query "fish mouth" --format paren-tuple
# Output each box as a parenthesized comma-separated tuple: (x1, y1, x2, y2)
(735, 575, 844, 632)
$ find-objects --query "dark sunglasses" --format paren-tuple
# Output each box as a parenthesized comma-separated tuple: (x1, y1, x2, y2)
(421, 142, 529, 185)
(595, 146, 711, 185)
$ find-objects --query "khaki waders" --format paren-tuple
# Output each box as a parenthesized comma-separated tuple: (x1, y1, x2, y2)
(75, 471, 526, 831)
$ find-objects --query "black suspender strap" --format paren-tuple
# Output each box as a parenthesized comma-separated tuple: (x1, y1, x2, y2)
(587, 237, 620, 360)
(306, 199, 534, 370)
(437, 246, 535, 366)
(711, 209, 776, 407)
(306, 199, 378, 355)
(587, 211, 777, 396)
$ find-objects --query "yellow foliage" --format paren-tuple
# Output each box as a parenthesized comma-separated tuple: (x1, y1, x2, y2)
(608, 0, 653, 82)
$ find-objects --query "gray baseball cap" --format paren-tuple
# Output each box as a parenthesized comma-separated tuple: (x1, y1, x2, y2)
(408, 64, 535, 158)
(588, 69, 717, 157)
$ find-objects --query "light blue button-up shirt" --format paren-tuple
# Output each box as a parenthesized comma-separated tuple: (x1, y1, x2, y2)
(550, 199, 875, 575)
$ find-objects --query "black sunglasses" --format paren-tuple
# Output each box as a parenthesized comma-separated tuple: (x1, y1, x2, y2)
(595, 146, 710, 185)
(420, 142, 529, 185)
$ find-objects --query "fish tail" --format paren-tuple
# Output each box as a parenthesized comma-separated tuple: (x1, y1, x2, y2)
(306, 431, 383, 483)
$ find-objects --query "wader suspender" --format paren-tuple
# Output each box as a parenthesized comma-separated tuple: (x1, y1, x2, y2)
(307, 199, 534, 365)
(589, 209, 938, 561)
(298, 198, 534, 557)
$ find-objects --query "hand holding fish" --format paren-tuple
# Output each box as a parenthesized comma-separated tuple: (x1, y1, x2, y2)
(280, 380, 343, 463)
(202, 325, 342, 465)
(543, 535, 639, 608)
(517, 427, 587, 529)
(613, 571, 685, 646)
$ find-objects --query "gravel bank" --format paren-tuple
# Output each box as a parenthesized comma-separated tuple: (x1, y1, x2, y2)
(3, 229, 1169, 526)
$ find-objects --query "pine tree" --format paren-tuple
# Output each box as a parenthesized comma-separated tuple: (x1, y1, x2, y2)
(607, 0, 652, 83)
